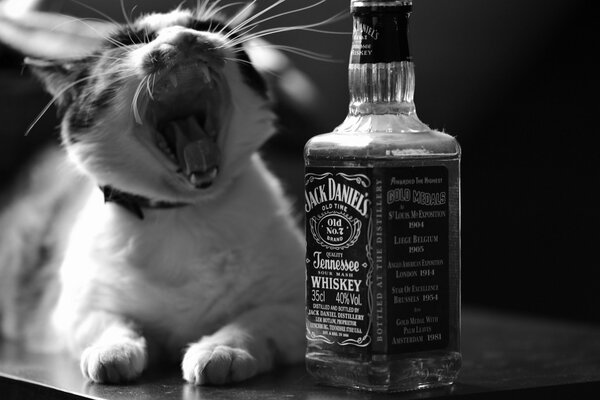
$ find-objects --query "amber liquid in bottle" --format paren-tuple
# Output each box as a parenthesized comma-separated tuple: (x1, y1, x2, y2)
(304, 1, 461, 392)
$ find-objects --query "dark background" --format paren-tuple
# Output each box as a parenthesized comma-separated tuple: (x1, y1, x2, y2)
(1, 0, 598, 324)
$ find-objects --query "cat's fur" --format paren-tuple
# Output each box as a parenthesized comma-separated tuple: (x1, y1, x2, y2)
(0, 3, 305, 385)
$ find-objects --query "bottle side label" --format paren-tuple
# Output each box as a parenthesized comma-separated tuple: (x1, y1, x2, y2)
(305, 165, 450, 354)
(351, 6, 411, 64)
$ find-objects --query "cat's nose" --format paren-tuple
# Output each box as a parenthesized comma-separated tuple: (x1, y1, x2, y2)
(142, 28, 221, 72)
(157, 27, 215, 53)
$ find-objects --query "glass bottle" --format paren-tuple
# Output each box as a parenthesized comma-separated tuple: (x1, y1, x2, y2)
(304, 0, 461, 392)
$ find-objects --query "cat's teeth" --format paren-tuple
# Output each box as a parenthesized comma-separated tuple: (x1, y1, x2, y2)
(169, 74, 178, 88)
(190, 169, 217, 189)
(156, 133, 177, 162)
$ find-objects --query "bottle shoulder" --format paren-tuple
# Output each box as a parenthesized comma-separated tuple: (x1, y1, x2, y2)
(305, 117, 461, 162)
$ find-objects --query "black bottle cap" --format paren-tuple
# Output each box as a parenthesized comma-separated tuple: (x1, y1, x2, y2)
(350, 0, 412, 63)
(351, 1, 412, 13)
(352, 0, 412, 7)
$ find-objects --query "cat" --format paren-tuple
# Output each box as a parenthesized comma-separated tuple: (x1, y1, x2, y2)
(0, 1, 310, 385)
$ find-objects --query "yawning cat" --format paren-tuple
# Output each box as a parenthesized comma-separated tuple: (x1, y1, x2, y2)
(0, 1, 309, 385)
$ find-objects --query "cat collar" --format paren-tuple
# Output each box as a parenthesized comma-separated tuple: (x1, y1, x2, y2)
(100, 186, 188, 220)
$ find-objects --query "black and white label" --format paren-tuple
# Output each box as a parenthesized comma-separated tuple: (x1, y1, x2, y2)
(351, 6, 411, 64)
(305, 169, 373, 348)
(305, 165, 450, 354)
(378, 166, 449, 353)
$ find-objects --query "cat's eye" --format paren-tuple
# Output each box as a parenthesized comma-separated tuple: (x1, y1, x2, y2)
(109, 27, 158, 47)
(188, 19, 227, 34)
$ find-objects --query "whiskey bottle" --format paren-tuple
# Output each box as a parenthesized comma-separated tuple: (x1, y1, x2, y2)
(304, 0, 461, 392)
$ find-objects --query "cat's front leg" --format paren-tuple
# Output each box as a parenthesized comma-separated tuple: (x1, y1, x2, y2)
(73, 311, 148, 384)
(182, 304, 304, 385)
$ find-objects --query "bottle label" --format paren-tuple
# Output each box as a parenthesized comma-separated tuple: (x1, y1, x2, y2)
(305, 165, 450, 354)
(351, 6, 411, 64)
(305, 169, 374, 348)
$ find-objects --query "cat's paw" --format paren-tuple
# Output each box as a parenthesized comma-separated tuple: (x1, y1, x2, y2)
(182, 344, 258, 385)
(80, 338, 147, 384)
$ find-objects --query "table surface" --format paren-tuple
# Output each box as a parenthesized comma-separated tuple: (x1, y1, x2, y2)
(1, 308, 599, 400)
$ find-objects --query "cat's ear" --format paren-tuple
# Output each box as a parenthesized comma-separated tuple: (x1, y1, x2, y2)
(243, 38, 319, 118)
(0, 9, 115, 59)
(24, 57, 89, 109)
(0, 8, 112, 107)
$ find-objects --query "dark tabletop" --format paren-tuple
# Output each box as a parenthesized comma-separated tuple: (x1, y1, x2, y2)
(1, 308, 599, 400)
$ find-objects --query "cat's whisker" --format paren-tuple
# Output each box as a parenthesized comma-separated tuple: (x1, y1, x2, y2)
(97, 59, 134, 79)
(228, 0, 296, 35)
(120, 0, 144, 45)
(196, 0, 238, 19)
(145, 74, 155, 101)
(223, 56, 252, 65)
(228, 0, 283, 30)
(120, 0, 134, 28)
(206, 1, 249, 20)
(197, 1, 253, 34)
(61, 18, 127, 50)
(225, 11, 348, 49)
(69, 0, 120, 26)
(98, 37, 132, 53)
(78, 28, 131, 52)
(195, 0, 205, 14)
(47, 16, 117, 38)
(151, 73, 158, 98)
(232, 44, 340, 63)
(174, 0, 188, 12)
(26, 70, 137, 136)
(66, 54, 123, 64)
(132, 75, 150, 125)
(223, 0, 328, 41)
(220, 24, 259, 45)
(45, 14, 127, 51)
(194, 0, 209, 18)
(221, 0, 282, 37)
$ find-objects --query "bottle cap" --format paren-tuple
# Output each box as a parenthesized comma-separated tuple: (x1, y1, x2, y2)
(351, 1, 412, 13)
(352, 1, 412, 6)
(350, 0, 412, 64)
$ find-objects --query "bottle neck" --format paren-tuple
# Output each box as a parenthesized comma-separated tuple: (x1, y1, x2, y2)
(349, 61, 415, 115)
(348, 2, 416, 116)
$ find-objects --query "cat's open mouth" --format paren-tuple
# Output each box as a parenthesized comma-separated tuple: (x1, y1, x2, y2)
(155, 115, 220, 189)
(147, 64, 223, 189)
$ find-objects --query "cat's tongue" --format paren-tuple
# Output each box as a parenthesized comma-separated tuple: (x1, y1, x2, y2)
(163, 117, 220, 189)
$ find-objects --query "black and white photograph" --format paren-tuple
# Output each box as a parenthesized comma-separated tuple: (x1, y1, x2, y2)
(0, 0, 598, 399)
